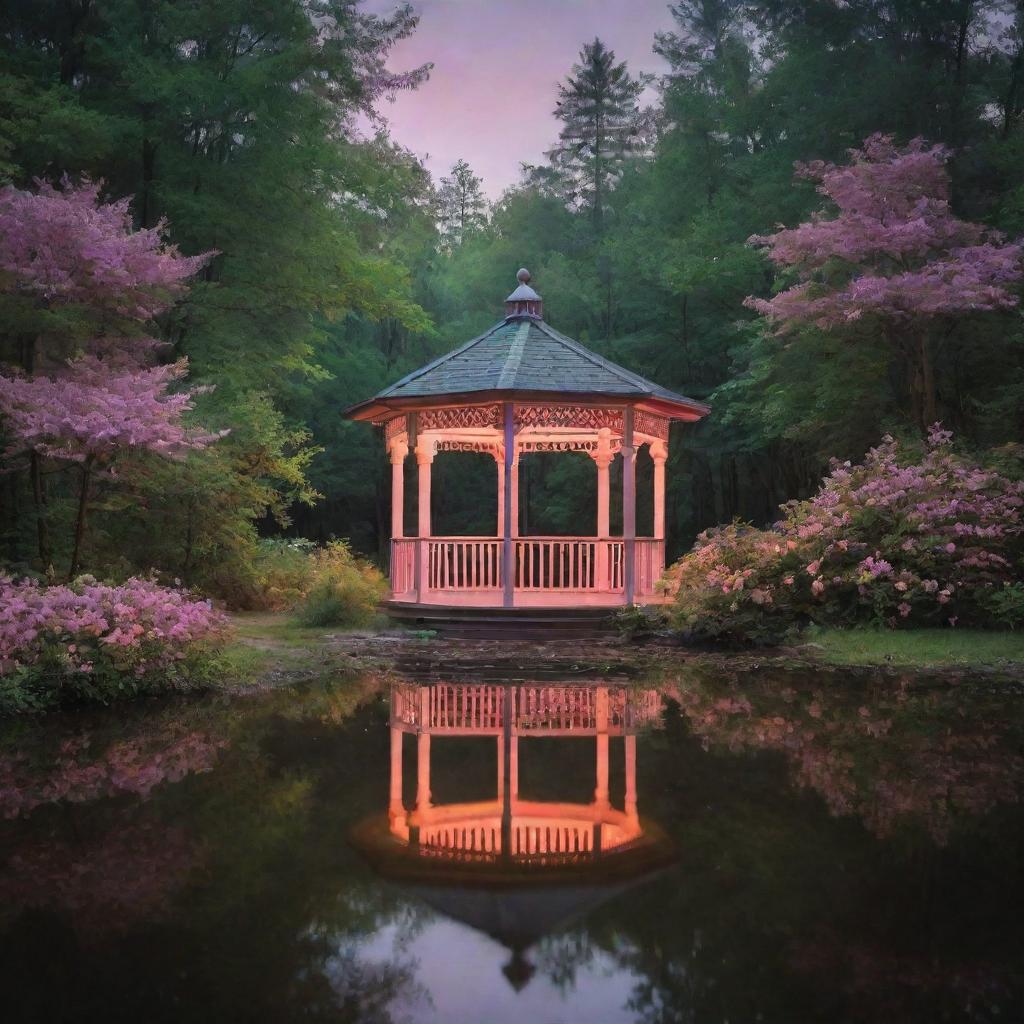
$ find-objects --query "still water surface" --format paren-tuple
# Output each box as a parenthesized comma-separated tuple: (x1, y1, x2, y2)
(1, 666, 1021, 1023)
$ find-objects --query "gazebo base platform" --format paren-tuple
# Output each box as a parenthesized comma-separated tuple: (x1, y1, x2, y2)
(384, 598, 665, 640)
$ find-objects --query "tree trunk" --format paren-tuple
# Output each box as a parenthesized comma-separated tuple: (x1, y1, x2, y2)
(182, 497, 195, 582)
(68, 457, 94, 580)
(30, 452, 52, 571)
(919, 331, 937, 431)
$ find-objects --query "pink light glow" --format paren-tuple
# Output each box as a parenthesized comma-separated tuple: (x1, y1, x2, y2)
(367, 0, 674, 197)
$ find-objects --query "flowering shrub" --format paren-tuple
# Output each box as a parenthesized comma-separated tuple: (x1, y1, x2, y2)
(296, 541, 387, 628)
(663, 428, 1024, 642)
(0, 575, 229, 711)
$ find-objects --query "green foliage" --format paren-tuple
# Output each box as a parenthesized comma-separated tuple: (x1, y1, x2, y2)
(804, 626, 1024, 668)
(0, 640, 231, 716)
(5, 0, 1024, 599)
(295, 542, 386, 628)
(0, 0, 434, 586)
(979, 582, 1024, 630)
(612, 603, 667, 639)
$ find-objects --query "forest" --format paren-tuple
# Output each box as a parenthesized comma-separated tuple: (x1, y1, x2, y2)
(2, 1, 1024, 677)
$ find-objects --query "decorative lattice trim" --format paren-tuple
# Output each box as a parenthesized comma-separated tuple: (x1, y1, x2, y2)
(383, 416, 407, 441)
(419, 405, 502, 431)
(635, 411, 669, 441)
(515, 405, 624, 432)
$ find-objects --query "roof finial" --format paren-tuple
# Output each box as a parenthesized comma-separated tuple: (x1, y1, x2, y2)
(506, 267, 543, 319)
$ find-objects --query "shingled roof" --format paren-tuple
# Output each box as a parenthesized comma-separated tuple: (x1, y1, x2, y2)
(345, 270, 709, 421)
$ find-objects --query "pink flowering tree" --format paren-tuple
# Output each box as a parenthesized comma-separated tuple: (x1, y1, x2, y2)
(662, 427, 1024, 641)
(0, 178, 215, 574)
(0, 356, 223, 576)
(745, 135, 1024, 432)
(0, 178, 208, 327)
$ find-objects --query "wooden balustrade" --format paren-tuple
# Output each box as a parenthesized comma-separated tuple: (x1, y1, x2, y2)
(634, 538, 666, 596)
(428, 537, 502, 590)
(389, 539, 417, 595)
(392, 536, 661, 597)
(512, 537, 627, 591)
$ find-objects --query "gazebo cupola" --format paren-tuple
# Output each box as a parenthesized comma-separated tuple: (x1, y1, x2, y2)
(344, 269, 709, 611)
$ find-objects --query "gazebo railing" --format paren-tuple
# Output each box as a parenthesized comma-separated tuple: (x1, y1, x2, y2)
(515, 537, 618, 591)
(390, 538, 418, 594)
(428, 537, 502, 590)
(389, 536, 665, 598)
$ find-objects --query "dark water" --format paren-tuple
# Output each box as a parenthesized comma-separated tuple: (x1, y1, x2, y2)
(1, 665, 1022, 1023)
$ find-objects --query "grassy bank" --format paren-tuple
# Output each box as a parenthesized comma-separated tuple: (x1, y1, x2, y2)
(800, 627, 1024, 670)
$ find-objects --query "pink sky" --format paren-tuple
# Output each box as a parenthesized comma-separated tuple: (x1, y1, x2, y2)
(368, 0, 676, 198)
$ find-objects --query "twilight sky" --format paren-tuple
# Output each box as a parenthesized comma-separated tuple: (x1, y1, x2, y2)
(367, 0, 677, 198)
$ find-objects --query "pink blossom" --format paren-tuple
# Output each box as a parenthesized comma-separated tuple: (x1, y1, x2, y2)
(0, 575, 228, 678)
(0, 356, 223, 462)
(745, 135, 1024, 332)
(0, 178, 212, 319)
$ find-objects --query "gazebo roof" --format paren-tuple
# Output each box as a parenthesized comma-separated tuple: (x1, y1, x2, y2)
(345, 271, 709, 422)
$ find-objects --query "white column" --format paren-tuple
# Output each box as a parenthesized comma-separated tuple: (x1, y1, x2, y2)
(594, 428, 612, 590)
(415, 438, 433, 602)
(416, 439, 433, 538)
(389, 438, 408, 540)
(510, 458, 520, 538)
(651, 441, 667, 540)
(495, 450, 505, 537)
(502, 403, 515, 608)
(623, 410, 637, 604)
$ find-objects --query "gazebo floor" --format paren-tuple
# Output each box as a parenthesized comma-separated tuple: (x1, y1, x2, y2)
(383, 598, 665, 640)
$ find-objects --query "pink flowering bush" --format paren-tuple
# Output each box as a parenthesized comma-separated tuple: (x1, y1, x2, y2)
(0, 575, 229, 712)
(663, 427, 1024, 642)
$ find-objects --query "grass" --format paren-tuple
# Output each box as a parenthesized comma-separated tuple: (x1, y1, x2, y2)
(226, 611, 389, 683)
(803, 627, 1024, 669)
(231, 611, 348, 649)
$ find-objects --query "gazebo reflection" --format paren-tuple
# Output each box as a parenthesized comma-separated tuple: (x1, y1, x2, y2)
(352, 681, 674, 990)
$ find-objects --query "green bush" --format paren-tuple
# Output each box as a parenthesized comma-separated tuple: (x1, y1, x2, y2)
(295, 542, 386, 628)
(980, 582, 1024, 629)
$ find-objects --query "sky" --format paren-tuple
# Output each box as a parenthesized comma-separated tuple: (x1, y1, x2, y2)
(366, 0, 677, 198)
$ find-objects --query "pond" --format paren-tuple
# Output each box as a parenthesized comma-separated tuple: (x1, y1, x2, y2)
(1, 664, 1022, 1023)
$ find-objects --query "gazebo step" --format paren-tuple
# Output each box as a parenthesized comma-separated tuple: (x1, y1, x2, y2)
(384, 603, 618, 640)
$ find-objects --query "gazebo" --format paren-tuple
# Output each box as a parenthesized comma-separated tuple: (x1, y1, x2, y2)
(345, 270, 709, 611)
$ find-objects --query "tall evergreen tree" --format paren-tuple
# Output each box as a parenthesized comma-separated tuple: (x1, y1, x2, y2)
(548, 38, 650, 233)
(437, 159, 488, 250)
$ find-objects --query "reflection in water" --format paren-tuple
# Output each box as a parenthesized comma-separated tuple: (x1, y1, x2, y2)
(667, 676, 1024, 843)
(354, 682, 672, 990)
(0, 669, 1020, 1023)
